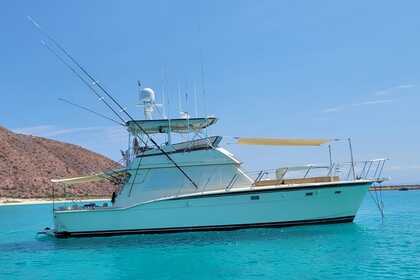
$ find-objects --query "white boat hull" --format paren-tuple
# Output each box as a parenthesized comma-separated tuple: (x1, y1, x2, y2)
(53, 181, 371, 238)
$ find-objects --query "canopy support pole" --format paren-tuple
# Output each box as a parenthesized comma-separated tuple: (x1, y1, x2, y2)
(328, 144, 333, 169)
(348, 138, 356, 180)
(167, 118, 172, 145)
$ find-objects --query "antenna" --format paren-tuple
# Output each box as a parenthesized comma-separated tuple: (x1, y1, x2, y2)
(197, 13, 209, 138)
(177, 85, 190, 119)
(177, 82, 182, 116)
(29, 17, 199, 189)
(162, 90, 167, 119)
(197, 16, 207, 119)
(185, 91, 189, 116)
(161, 66, 168, 119)
(166, 83, 172, 145)
(194, 83, 198, 117)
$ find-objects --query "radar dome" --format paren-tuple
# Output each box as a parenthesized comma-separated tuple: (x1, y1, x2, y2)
(140, 88, 155, 103)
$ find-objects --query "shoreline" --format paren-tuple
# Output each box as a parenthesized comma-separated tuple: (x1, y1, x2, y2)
(0, 197, 110, 206)
(1, 185, 419, 206)
(369, 185, 420, 191)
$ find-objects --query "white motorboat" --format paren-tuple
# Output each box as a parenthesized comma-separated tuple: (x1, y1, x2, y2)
(47, 87, 387, 238)
(29, 20, 387, 238)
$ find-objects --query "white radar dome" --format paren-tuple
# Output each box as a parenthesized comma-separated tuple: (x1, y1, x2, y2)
(140, 88, 155, 103)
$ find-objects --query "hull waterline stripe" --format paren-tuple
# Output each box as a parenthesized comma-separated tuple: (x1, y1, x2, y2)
(54, 215, 355, 238)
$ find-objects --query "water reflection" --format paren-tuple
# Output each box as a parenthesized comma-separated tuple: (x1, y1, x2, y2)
(0, 222, 372, 253)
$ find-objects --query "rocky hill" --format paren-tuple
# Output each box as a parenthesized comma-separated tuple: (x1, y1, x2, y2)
(0, 126, 121, 198)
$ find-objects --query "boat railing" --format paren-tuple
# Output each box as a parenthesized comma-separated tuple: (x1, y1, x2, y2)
(334, 158, 388, 181)
(248, 158, 388, 186)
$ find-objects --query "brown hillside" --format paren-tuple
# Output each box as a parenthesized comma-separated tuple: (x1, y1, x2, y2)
(0, 126, 121, 198)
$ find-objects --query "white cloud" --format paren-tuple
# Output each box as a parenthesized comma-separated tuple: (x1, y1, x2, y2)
(13, 125, 54, 136)
(387, 165, 420, 171)
(374, 84, 415, 96)
(408, 165, 420, 170)
(322, 106, 344, 113)
(104, 126, 128, 143)
(397, 84, 415, 89)
(322, 83, 415, 113)
(13, 125, 106, 137)
(353, 99, 394, 106)
(322, 99, 392, 114)
(387, 166, 403, 171)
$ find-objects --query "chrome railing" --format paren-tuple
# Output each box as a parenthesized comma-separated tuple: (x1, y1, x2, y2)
(248, 159, 388, 184)
(331, 158, 388, 181)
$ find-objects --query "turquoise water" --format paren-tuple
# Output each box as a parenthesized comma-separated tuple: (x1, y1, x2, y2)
(0, 191, 419, 280)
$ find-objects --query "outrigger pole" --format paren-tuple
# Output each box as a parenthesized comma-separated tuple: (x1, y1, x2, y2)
(28, 17, 199, 189)
(58, 98, 125, 126)
(40, 39, 128, 126)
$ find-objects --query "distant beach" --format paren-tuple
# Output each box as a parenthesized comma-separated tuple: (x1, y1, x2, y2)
(369, 185, 420, 191)
(1, 185, 418, 206)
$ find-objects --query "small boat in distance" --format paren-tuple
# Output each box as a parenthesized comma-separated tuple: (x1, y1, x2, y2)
(45, 86, 387, 238)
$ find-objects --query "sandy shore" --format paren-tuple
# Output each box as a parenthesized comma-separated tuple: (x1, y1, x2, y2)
(370, 185, 420, 191)
(2, 185, 418, 207)
(0, 197, 110, 206)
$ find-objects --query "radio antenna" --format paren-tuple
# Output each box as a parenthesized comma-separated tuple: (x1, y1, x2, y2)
(194, 83, 198, 117)
(197, 16, 207, 119)
(29, 17, 199, 189)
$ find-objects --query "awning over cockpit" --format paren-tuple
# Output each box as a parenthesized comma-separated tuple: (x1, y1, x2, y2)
(235, 137, 329, 146)
(51, 169, 129, 186)
(126, 117, 218, 134)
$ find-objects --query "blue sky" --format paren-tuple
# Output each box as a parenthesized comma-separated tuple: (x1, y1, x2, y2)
(1, 1, 420, 183)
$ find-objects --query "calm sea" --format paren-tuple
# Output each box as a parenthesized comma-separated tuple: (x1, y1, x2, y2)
(0, 191, 419, 280)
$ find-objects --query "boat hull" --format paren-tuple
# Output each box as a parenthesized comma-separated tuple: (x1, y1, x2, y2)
(53, 181, 371, 238)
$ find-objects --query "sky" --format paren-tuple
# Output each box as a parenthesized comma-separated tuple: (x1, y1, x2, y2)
(1, 0, 420, 183)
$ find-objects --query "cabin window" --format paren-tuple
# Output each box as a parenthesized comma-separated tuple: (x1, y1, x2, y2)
(335, 190, 342, 194)
(305, 192, 313, 196)
(250, 195, 260, 200)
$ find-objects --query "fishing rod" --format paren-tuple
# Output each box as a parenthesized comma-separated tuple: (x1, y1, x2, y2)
(29, 17, 199, 189)
(44, 40, 153, 186)
(59, 98, 125, 126)
(40, 40, 127, 125)
(41, 40, 149, 148)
